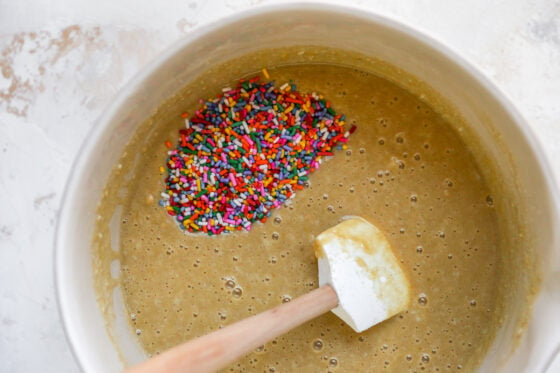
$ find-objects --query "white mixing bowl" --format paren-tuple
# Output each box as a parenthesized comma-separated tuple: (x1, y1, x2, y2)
(55, 4, 560, 372)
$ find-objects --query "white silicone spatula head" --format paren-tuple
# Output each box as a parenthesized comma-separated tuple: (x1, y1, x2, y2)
(315, 217, 411, 332)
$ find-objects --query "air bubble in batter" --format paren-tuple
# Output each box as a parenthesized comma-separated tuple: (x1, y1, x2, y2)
(313, 339, 324, 351)
(232, 287, 243, 298)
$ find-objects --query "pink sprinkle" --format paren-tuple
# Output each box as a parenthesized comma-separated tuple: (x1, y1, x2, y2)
(221, 153, 227, 162)
(229, 173, 237, 186)
(243, 135, 253, 146)
(339, 137, 348, 143)
(203, 173, 208, 183)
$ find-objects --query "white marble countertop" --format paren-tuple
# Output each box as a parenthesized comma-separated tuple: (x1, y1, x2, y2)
(0, 0, 558, 371)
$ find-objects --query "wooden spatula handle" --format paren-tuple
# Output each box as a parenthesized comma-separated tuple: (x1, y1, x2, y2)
(125, 285, 338, 373)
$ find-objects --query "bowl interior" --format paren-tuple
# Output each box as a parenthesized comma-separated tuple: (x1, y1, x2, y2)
(56, 5, 559, 372)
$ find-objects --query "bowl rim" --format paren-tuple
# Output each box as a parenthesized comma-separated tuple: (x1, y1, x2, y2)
(54, 2, 560, 371)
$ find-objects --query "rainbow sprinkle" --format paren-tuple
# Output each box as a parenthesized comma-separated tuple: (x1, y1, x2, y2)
(160, 76, 355, 235)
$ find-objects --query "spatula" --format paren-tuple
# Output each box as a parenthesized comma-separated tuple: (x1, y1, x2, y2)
(125, 217, 410, 373)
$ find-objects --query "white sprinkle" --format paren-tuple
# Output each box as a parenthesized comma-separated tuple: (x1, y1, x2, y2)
(280, 83, 289, 91)
(161, 193, 170, 199)
(222, 87, 232, 92)
(185, 119, 190, 129)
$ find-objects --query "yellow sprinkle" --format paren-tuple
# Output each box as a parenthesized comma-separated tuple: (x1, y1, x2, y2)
(159, 166, 165, 173)
(262, 68, 270, 79)
(191, 223, 200, 230)
(342, 145, 348, 150)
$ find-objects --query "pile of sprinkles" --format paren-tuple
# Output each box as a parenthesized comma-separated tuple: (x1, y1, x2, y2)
(160, 74, 355, 235)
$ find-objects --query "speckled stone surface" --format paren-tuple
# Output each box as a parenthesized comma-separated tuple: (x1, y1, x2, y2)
(0, 0, 558, 371)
